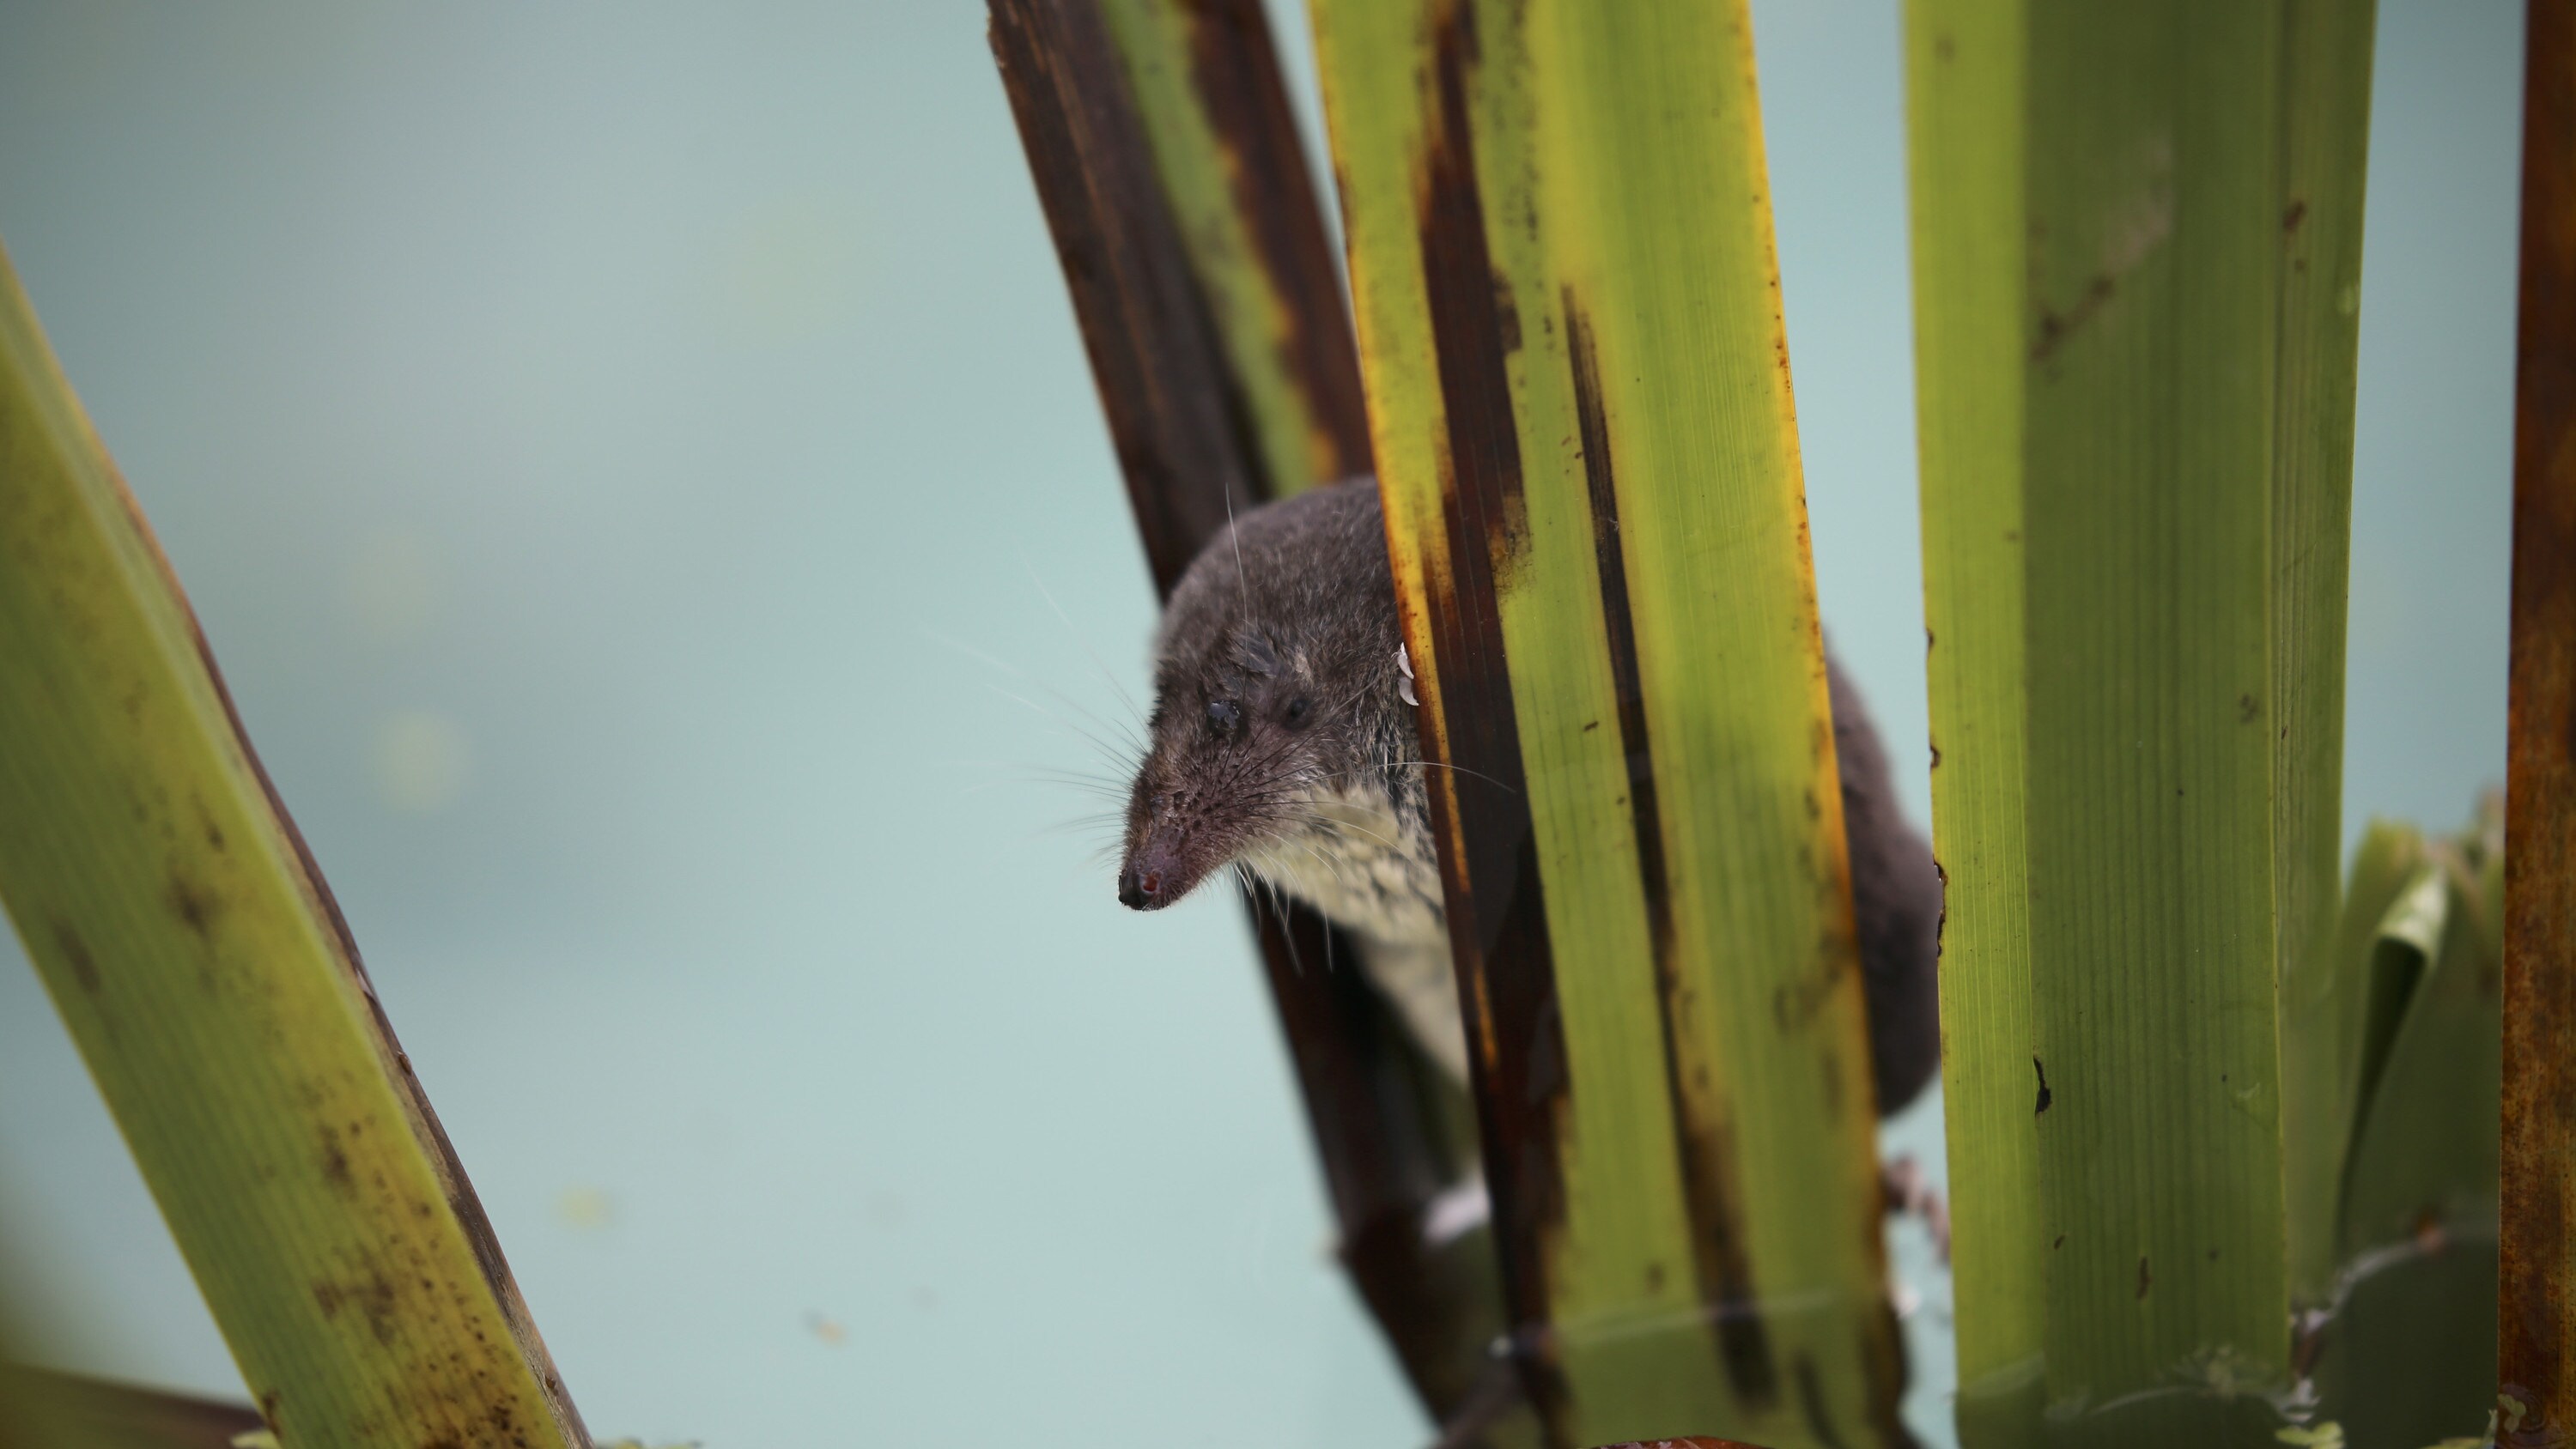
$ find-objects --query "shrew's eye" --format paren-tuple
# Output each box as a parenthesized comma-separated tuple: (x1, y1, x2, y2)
(1205, 699, 1243, 737)
(1282, 696, 1312, 727)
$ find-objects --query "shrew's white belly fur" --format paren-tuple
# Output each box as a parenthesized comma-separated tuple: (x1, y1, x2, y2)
(1237, 785, 1443, 944)
(1237, 785, 1468, 1080)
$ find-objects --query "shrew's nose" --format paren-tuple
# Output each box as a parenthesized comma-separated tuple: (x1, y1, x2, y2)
(1119, 858, 1166, 910)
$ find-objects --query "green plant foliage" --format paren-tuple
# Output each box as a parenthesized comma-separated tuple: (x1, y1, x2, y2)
(1899, 0, 2040, 1435)
(2310, 807, 2503, 1449)
(2267, 0, 2382, 1312)
(1311, 2, 1900, 1442)
(1904, 0, 2375, 1442)
(2283, 822, 2423, 1311)
(1093, 0, 1364, 499)
(0, 240, 586, 1449)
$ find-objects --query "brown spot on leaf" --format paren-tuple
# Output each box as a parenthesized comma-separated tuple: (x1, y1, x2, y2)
(2031, 275, 2116, 362)
(1168, 0, 1374, 487)
(2283, 198, 2308, 233)
(312, 1269, 399, 1343)
(2033, 1056, 2053, 1114)
(194, 795, 228, 853)
(167, 873, 221, 942)
(1792, 1353, 1852, 1449)
(2137, 1254, 2153, 1299)
(318, 1126, 355, 1193)
(53, 920, 100, 996)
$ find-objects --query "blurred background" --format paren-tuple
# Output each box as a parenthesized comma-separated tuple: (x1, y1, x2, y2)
(0, 2, 2521, 1445)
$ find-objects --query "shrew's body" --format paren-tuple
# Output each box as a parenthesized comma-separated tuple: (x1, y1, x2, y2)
(1117, 478, 1941, 1119)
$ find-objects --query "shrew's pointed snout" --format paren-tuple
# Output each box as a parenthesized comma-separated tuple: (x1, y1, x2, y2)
(1120, 835, 1182, 911)
(1118, 859, 1158, 910)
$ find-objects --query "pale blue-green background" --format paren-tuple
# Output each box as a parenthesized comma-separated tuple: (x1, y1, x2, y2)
(0, 3, 2520, 1446)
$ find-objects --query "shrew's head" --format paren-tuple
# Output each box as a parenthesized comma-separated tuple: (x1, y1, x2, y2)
(1118, 482, 1405, 912)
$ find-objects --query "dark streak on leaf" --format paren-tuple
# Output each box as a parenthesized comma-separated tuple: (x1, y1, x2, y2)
(1171, 0, 1374, 482)
(1568, 290, 1776, 1406)
(1791, 1352, 1853, 1449)
(2033, 1056, 2053, 1115)
(317, 1125, 355, 1194)
(1412, 0, 1572, 1427)
(1492, 272, 1523, 355)
(52, 919, 100, 995)
(987, 0, 1264, 593)
(167, 871, 219, 943)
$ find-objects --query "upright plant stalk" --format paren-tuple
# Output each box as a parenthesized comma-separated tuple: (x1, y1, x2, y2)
(0, 245, 588, 1446)
(2267, 0, 2377, 1313)
(1311, 3, 1902, 1445)
(1904, 0, 2372, 1442)
(984, 1, 1531, 1433)
(2501, 0, 2576, 1436)
(1899, 3, 2039, 1439)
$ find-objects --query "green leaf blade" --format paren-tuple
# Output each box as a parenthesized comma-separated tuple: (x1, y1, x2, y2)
(1906, 1, 2375, 1440)
(0, 244, 586, 1449)
(1313, 2, 1902, 1442)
